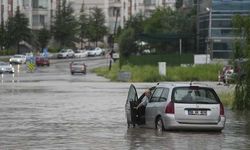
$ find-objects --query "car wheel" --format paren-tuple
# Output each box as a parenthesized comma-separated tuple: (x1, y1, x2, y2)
(156, 117, 165, 132)
(71, 72, 74, 75)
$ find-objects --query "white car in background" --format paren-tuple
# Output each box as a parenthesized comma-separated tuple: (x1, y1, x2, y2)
(9, 54, 26, 64)
(57, 49, 75, 59)
(0, 61, 14, 74)
(74, 50, 88, 58)
(87, 47, 104, 56)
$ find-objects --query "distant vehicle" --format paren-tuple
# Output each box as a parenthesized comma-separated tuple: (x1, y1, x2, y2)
(87, 47, 104, 56)
(74, 50, 88, 58)
(219, 65, 234, 83)
(234, 58, 248, 81)
(9, 54, 26, 64)
(0, 61, 14, 74)
(57, 49, 75, 59)
(36, 56, 50, 66)
(112, 52, 119, 61)
(125, 83, 226, 131)
(142, 49, 150, 54)
(70, 61, 86, 75)
(219, 59, 248, 83)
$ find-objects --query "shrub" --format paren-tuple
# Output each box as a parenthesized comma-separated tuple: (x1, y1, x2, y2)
(93, 62, 222, 82)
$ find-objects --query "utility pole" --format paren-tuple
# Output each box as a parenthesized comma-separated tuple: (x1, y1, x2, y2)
(0, 0, 4, 50)
(109, 8, 120, 71)
(196, 0, 200, 54)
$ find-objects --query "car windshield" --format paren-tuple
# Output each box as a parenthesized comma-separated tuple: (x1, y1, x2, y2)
(172, 87, 219, 104)
(60, 49, 67, 53)
(14, 55, 22, 58)
(72, 62, 83, 65)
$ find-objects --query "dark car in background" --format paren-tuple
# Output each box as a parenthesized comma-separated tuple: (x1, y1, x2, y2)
(36, 56, 50, 66)
(70, 61, 86, 75)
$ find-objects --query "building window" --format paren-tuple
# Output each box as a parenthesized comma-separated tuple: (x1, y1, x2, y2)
(23, 0, 30, 9)
(32, 15, 46, 26)
(211, 29, 234, 37)
(213, 40, 233, 51)
(32, 0, 48, 9)
(212, 20, 232, 28)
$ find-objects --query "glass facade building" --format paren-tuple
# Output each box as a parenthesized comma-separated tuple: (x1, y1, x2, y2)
(198, 0, 250, 58)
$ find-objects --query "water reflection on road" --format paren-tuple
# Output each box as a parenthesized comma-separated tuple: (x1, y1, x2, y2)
(0, 81, 250, 150)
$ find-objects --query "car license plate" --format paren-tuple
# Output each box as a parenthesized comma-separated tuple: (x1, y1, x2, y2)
(188, 110, 207, 116)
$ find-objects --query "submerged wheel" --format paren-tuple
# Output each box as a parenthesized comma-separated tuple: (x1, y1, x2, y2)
(156, 117, 165, 132)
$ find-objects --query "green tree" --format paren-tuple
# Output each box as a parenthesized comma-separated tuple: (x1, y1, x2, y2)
(175, 0, 183, 9)
(143, 7, 195, 53)
(88, 7, 107, 46)
(123, 14, 144, 54)
(118, 27, 137, 68)
(78, 3, 89, 49)
(52, 0, 78, 49)
(232, 15, 250, 110)
(0, 20, 6, 50)
(38, 28, 51, 51)
(5, 7, 32, 54)
(125, 14, 144, 37)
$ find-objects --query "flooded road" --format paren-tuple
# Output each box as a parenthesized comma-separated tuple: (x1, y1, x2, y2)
(0, 59, 249, 150)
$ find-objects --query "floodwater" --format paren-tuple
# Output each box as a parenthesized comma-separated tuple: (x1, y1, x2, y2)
(0, 61, 249, 149)
(0, 81, 250, 150)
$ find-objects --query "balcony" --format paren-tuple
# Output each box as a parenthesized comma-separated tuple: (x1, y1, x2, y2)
(109, 0, 122, 8)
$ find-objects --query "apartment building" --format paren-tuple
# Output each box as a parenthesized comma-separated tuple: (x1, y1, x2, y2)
(0, 0, 23, 24)
(144, 0, 176, 17)
(1, 0, 176, 33)
(70, 0, 176, 34)
(0, 0, 53, 30)
(69, 0, 121, 34)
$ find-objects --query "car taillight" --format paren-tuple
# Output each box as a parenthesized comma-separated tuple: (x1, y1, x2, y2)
(165, 101, 174, 114)
(220, 103, 224, 116)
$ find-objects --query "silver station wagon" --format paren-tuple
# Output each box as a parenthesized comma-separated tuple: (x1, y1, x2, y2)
(125, 83, 226, 131)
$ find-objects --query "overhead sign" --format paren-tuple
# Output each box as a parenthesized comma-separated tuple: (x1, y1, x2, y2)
(43, 48, 48, 57)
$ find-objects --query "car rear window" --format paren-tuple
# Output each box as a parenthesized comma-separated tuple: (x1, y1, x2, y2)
(172, 87, 220, 104)
(73, 62, 84, 65)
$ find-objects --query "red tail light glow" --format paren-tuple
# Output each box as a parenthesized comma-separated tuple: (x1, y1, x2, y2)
(220, 103, 224, 116)
(165, 101, 175, 114)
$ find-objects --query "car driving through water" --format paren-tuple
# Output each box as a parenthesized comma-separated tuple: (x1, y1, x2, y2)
(125, 82, 226, 131)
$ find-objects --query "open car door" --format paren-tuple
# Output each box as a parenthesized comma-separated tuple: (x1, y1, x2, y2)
(125, 84, 138, 127)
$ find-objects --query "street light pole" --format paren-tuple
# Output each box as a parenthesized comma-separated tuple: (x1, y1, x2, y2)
(204, 7, 212, 63)
(207, 8, 212, 61)
(196, 0, 200, 54)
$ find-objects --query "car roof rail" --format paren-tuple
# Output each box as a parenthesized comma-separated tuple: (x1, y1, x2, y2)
(190, 81, 208, 87)
(156, 82, 176, 86)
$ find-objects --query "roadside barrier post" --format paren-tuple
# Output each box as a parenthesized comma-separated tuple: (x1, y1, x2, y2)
(158, 62, 166, 76)
(217, 71, 222, 85)
(26, 57, 36, 73)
